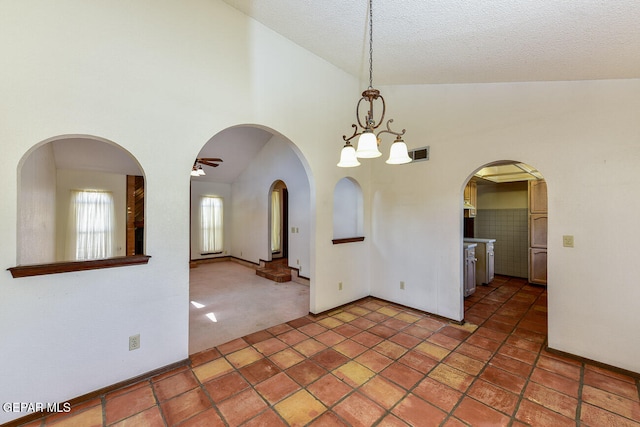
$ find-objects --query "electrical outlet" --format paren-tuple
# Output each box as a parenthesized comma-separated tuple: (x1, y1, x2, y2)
(563, 235, 574, 248)
(129, 334, 140, 351)
(296, 259, 300, 265)
(338, 282, 343, 291)
(400, 281, 405, 290)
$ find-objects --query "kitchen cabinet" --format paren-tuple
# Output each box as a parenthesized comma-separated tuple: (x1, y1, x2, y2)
(530, 214, 548, 248)
(464, 179, 477, 218)
(529, 180, 548, 214)
(464, 238, 495, 286)
(528, 180, 547, 284)
(529, 248, 547, 284)
(464, 243, 477, 297)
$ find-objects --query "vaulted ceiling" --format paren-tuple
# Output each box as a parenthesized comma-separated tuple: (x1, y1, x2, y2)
(222, 0, 640, 85)
(50, 2, 640, 180)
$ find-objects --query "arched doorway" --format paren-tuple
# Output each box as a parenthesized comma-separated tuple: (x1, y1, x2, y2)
(188, 125, 313, 354)
(461, 161, 547, 323)
(269, 180, 288, 260)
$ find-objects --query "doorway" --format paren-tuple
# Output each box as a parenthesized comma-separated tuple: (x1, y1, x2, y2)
(269, 180, 288, 260)
(188, 126, 312, 355)
(462, 161, 547, 321)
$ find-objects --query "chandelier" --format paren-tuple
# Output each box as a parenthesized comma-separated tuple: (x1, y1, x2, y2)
(338, 0, 411, 168)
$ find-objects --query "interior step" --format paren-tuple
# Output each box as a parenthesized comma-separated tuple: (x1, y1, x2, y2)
(256, 258, 292, 283)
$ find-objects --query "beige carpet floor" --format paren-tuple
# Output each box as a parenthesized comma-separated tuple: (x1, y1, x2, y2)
(189, 261, 310, 354)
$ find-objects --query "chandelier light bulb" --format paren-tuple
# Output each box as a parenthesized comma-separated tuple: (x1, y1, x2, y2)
(386, 140, 412, 165)
(356, 131, 382, 158)
(337, 144, 361, 167)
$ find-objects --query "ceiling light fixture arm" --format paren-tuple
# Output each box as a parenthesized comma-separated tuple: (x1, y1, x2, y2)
(342, 88, 387, 144)
(376, 119, 406, 142)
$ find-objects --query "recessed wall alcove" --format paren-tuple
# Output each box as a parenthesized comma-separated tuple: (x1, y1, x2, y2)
(332, 177, 364, 244)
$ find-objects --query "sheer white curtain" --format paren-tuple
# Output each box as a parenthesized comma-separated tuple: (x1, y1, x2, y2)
(67, 190, 116, 260)
(200, 196, 223, 253)
(271, 190, 281, 253)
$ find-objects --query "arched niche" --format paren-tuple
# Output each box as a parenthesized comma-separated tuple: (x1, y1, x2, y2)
(11, 135, 148, 277)
(332, 177, 364, 243)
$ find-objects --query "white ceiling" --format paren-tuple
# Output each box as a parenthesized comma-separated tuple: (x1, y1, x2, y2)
(222, 0, 640, 85)
(193, 126, 274, 183)
(52, 138, 142, 176)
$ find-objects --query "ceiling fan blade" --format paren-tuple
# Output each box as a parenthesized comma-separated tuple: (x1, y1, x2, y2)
(197, 158, 223, 168)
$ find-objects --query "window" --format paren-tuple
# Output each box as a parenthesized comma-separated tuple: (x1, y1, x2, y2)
(200, 196, 223, 254)
(68, 190, 116, 260)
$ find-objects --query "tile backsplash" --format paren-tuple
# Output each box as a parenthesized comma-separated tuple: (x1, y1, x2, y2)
(475, 208, 528, 278)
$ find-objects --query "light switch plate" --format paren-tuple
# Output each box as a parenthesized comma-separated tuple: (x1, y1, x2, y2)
(563, 235, 574, 247)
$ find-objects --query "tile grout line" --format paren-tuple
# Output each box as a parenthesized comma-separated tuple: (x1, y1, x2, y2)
(506, 288, 552, 426)
(194, 360, 233, 427)
(146, 378, 169, 427)
(463, 279, 547, 425)
(576, 361, 585, 425)
(438, 278, 534, 426)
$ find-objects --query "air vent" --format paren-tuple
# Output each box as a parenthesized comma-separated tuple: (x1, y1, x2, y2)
(408, 146, 429, 162)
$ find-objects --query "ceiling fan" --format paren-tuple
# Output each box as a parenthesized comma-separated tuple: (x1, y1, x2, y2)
(191, 157, 223, 176)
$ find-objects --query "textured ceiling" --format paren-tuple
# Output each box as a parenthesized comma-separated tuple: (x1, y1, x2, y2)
(222, 0, 640, 85)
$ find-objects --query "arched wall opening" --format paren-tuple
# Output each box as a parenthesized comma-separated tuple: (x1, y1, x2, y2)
(16, 135, 146, 268)
(333, 177, 364, 241)
(188, 124, 314, 354)
(461, 160, 547, 322)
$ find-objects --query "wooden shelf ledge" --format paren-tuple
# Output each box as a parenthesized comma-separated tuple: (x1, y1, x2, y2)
(7, 255, 151, 278)
(332, 237, 365, 245)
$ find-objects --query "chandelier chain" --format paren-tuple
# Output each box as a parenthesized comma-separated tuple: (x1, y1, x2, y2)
(368, 0, 373, 89)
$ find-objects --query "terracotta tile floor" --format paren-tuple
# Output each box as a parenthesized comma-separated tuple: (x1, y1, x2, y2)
(17, 276, 640, 426)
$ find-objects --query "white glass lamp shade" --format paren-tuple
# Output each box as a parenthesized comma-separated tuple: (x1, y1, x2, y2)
(385, 140, 412, 165)
(197, 166, 206, 176)
(355, 131, 382, 158)
(191, 168, 199, 176)
(337, 144, 361, 167)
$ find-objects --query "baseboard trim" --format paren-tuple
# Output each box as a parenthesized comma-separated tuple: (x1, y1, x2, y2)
(310, 295, 463, 325)
(545, 346, 640, 379)
(1, 359, 189, 427)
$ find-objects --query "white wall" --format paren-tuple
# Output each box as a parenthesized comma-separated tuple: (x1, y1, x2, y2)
(231, 135, 311, 277)
(0, 1, 360, 423)
(370, 79, 640, 373)
(190, 181, 232, 260)
(477, 181, 528, 209)
(55, 169, 127, 260)
(17, 143, 57, 265)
